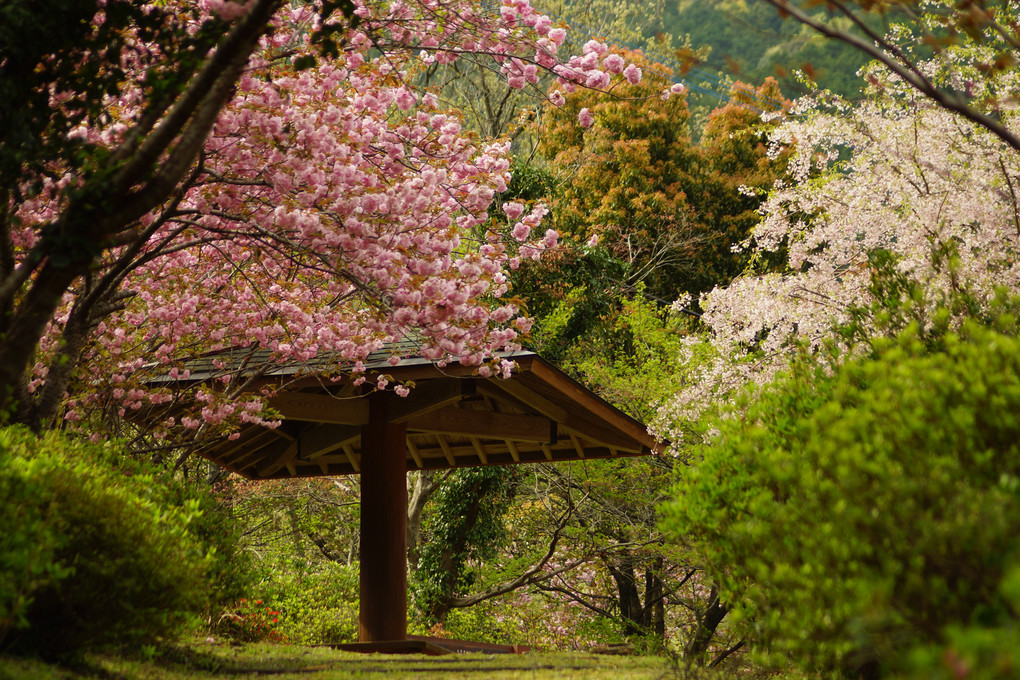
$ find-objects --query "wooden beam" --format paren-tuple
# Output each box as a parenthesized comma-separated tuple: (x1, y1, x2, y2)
(437, 436, 456, 467)
(296, 423, 361, 459)
(479, 380, 644, 453)
(405, 406, 554, 443)
(570, 433, 587, 459)
(527, 358, 658, 449)
(388, 379, 472, 423)
(470, 437, 488, 464)
(227, 435, 287, 473)
(407, 439, 424, 469)
(255, 440, 297, 478)
(401, 438, 574, 462)
(398, 445, 645, 471)
(251, 424, 360, 478)
(252, 444, 648, 479)
(269, 392, 370, 425)
(211, 427, 279, 469)
(342, 443, 361, 473)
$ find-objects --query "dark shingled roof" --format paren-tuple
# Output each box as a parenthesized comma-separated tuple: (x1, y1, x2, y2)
(167, 348, 662, 479)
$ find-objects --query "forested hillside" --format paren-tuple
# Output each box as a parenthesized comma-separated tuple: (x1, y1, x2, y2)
(663, 0, 874, 99)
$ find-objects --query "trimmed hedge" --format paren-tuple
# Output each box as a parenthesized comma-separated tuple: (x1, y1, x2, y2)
(661, 324, 1020, 677)
(0, 427, 245, 658)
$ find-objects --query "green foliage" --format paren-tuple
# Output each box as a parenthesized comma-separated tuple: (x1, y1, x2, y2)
(898, 564, 1020, 680)
(0, 427, 243, 659)
(431, 603, 509, 644)
(573, 288, 695, 421)
(505, 161, 555, 203)
(412, 467, 521, 622)
(214, 478, 361, 644)
(216, 563, 359, 645)
(514, 249, 630, 365)
(264, 562, 359, 644)
(539, 50, 705, 300)
(228, 477, 361, 571)
(663, 0, 873, 104)
(519, 61, 787, 375)
(0, 435, 72, 646)
(835, 246, 1020, 359)
(215, 598, 285, 643)
(661, 322, 1020, 676)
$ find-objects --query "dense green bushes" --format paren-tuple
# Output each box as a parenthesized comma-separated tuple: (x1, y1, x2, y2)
(662, 324, 1020, 677)
(263, 562, 359, 644)
(0, 427, 250, 658)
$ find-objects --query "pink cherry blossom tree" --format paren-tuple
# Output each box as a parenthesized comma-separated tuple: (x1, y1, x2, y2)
(0, 0, 642, 441)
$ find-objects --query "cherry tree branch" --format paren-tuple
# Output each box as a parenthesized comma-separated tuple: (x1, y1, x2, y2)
(759, 0, 1020, 153)
(103, 0, 286, 233)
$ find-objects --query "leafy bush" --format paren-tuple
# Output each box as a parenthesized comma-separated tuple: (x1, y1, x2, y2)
(661, 324, 1020, 677)
(214, 598, 284, 643)
(0, 427, 234, 658)
(238, 562, 359, 644)
(897, 564, 1020, 680)
(412, 467, 520, 623)
(0, 436, 71, 647)
(160, 474, 256, 614)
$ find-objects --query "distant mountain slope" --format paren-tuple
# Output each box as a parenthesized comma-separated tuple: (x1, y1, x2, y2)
(663, 0, 873, 99)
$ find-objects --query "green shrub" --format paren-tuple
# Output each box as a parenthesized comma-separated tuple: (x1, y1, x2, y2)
(214, 597, 284, 643)
(661, 324, 1020, 677)
(896, 564, 1020, 680)
(0, 440, 70, 646)
(0, 427, 226, 658)
(158, 474, 256, 614)
(230, 562, 359, 644)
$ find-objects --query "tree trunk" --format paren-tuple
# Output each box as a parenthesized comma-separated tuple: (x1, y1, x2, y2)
(685, 586, 728, 660)
(0, 258, 85, 423)
(642, 557, 665, 637)
(0, 0, 283, 425)
(406, 470, 443, 572)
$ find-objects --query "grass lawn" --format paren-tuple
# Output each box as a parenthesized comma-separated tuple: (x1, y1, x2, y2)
(0, 641, 683, 680)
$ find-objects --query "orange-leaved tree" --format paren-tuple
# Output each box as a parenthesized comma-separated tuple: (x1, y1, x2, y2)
(537, 51, 790, 303)
(538, 49, 701, 300)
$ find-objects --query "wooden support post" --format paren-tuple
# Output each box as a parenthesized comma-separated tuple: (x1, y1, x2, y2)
(359, 393, 408, 642)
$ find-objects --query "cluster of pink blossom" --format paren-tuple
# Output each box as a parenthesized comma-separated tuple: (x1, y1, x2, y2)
(487, 579, 604, 651)
(655, 49, 1020, 447)
(11, 0, 648, 436)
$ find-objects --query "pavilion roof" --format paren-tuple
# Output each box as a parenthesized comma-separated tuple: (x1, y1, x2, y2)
(194, 350, 663, 479)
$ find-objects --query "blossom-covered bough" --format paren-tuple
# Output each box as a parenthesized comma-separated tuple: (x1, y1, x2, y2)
(655, 27, 1020, 448)
(0, 0, 662, 449)
(756, 0, 1020, 153)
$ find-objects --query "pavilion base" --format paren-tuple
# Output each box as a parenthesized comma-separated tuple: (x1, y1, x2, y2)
(327, 636, 531, 655)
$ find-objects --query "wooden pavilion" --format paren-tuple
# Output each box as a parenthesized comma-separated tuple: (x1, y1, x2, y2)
(187, 348, 662, 652)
